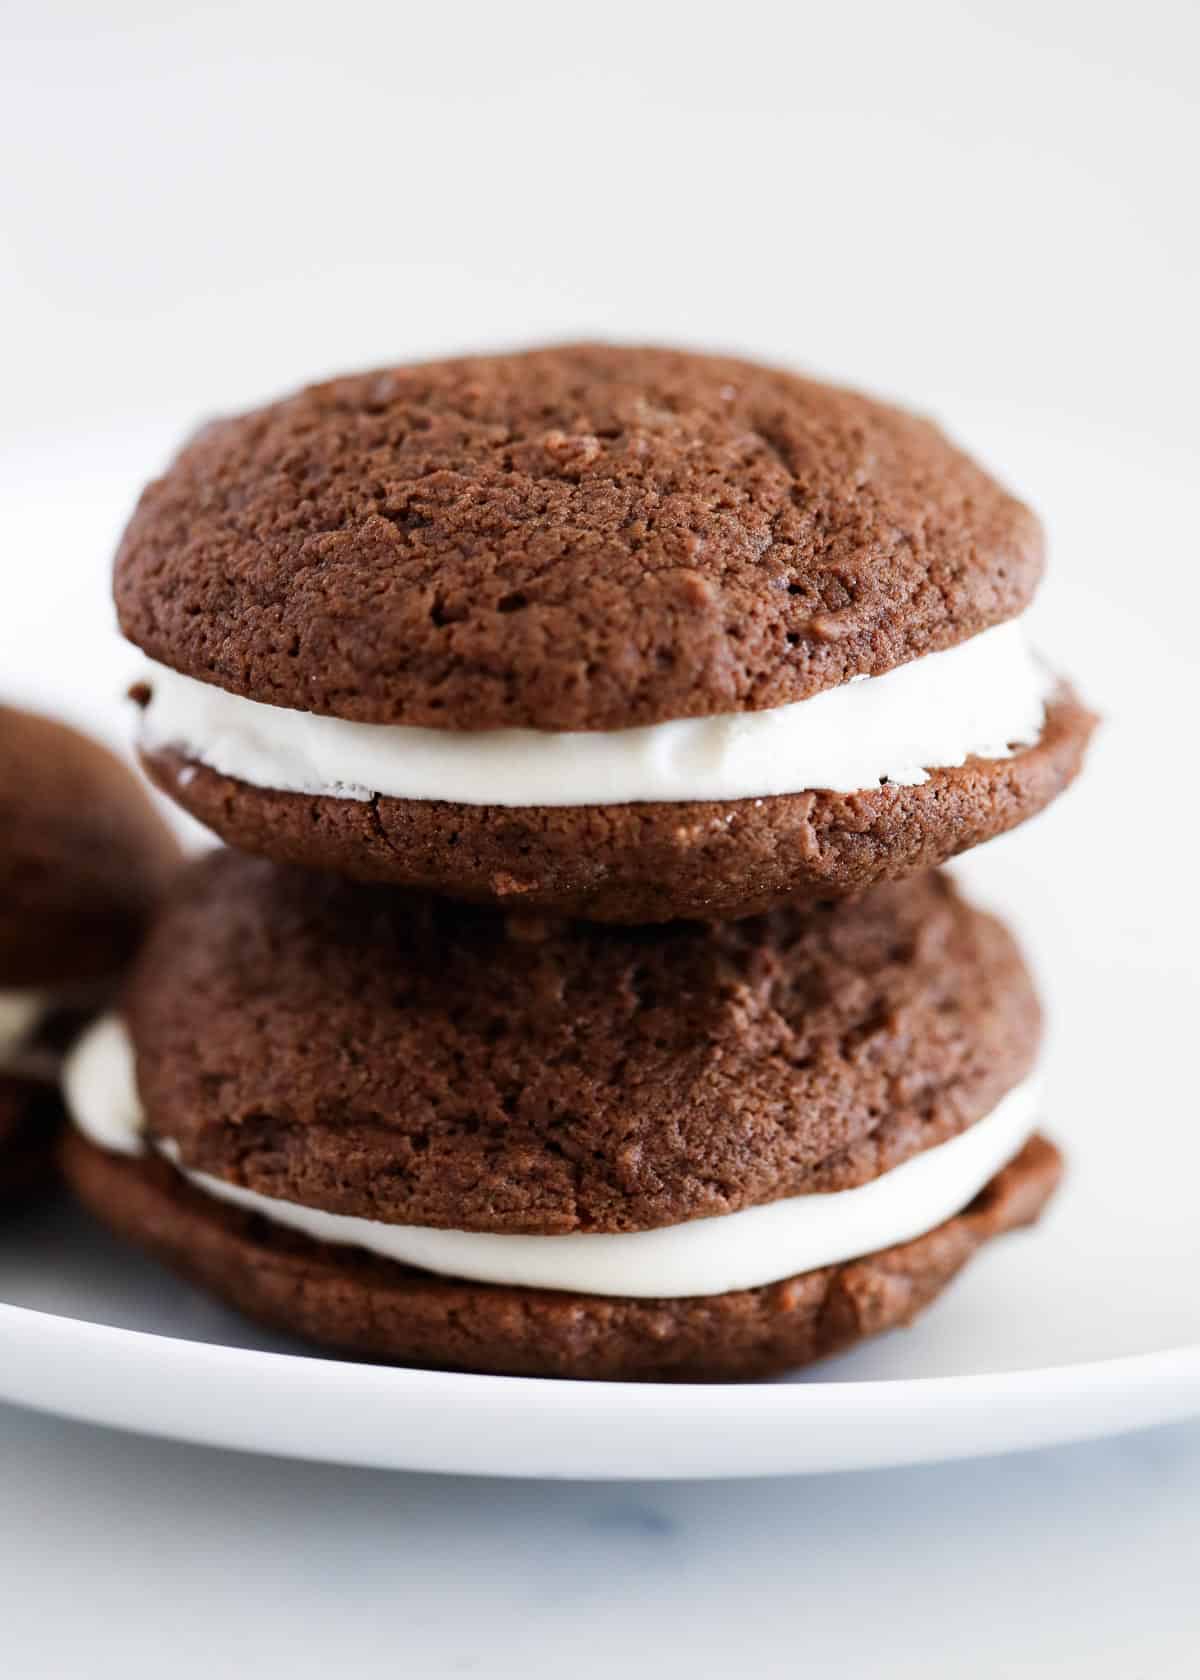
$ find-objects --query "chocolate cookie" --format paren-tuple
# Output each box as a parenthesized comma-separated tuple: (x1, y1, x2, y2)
(61, 1131, 1062, 1380)
(115, 345, 1093, 920)
(0, 704, 181, 1203)
(63, 847, 1057, 1378)
(116, 345, 1044, 730)
(121, 852, 1041, 1235)
(0, 704, 181, 988)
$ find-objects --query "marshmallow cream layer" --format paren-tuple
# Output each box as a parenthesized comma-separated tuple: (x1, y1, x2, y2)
(138, 619, 1053, 809)
(64, 1016, 1039, 1299)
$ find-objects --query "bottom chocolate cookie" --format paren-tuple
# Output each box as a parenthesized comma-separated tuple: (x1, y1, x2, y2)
(0, 1078, 64, 1207)
(140, 693, 1094, 923)
(61, 1132, 1062, 1382)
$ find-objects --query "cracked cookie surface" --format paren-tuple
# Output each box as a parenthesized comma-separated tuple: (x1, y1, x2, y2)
(115, 344, 1043, 732)
(121, 852, 1041, 1235)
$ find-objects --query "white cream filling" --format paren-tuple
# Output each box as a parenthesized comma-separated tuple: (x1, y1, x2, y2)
(137, 619, 1053, 809)
(0, 991, 47, 1067)
(62, 1015, 144, 1155)
(63, 1015, 1039, 1299)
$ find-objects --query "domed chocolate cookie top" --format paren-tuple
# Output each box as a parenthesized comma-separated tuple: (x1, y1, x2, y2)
(115, 344, 1042, 732)
(0, 705, 181, 989)
(123, 851, 1041, 1237)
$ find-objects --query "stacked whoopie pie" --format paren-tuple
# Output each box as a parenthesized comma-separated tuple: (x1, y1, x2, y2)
(0, 706, 179, 1206)
(62, 346, 1093, 1380)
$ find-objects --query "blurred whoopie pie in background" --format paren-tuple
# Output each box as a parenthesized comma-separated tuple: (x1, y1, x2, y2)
(0, 703, 181, 1205)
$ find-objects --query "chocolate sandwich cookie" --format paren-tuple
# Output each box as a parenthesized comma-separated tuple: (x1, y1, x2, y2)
(62, 852, 1060, 1380)
(116, 345, 1094, 922)
(0, 704, 181, 1203)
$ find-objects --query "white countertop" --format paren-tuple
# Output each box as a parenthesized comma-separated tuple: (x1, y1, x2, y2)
(3, 1398, 1198, 1677)
(3, 4, 1198, 1670)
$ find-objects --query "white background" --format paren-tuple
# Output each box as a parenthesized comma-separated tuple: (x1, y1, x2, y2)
(2, 2, 1199, 1675)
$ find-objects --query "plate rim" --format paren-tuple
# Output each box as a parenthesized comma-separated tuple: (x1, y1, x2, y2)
(4, 1300, 1200, 1479)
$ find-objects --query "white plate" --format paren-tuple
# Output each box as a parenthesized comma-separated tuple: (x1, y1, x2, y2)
(1, 419, 1197, 1477)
